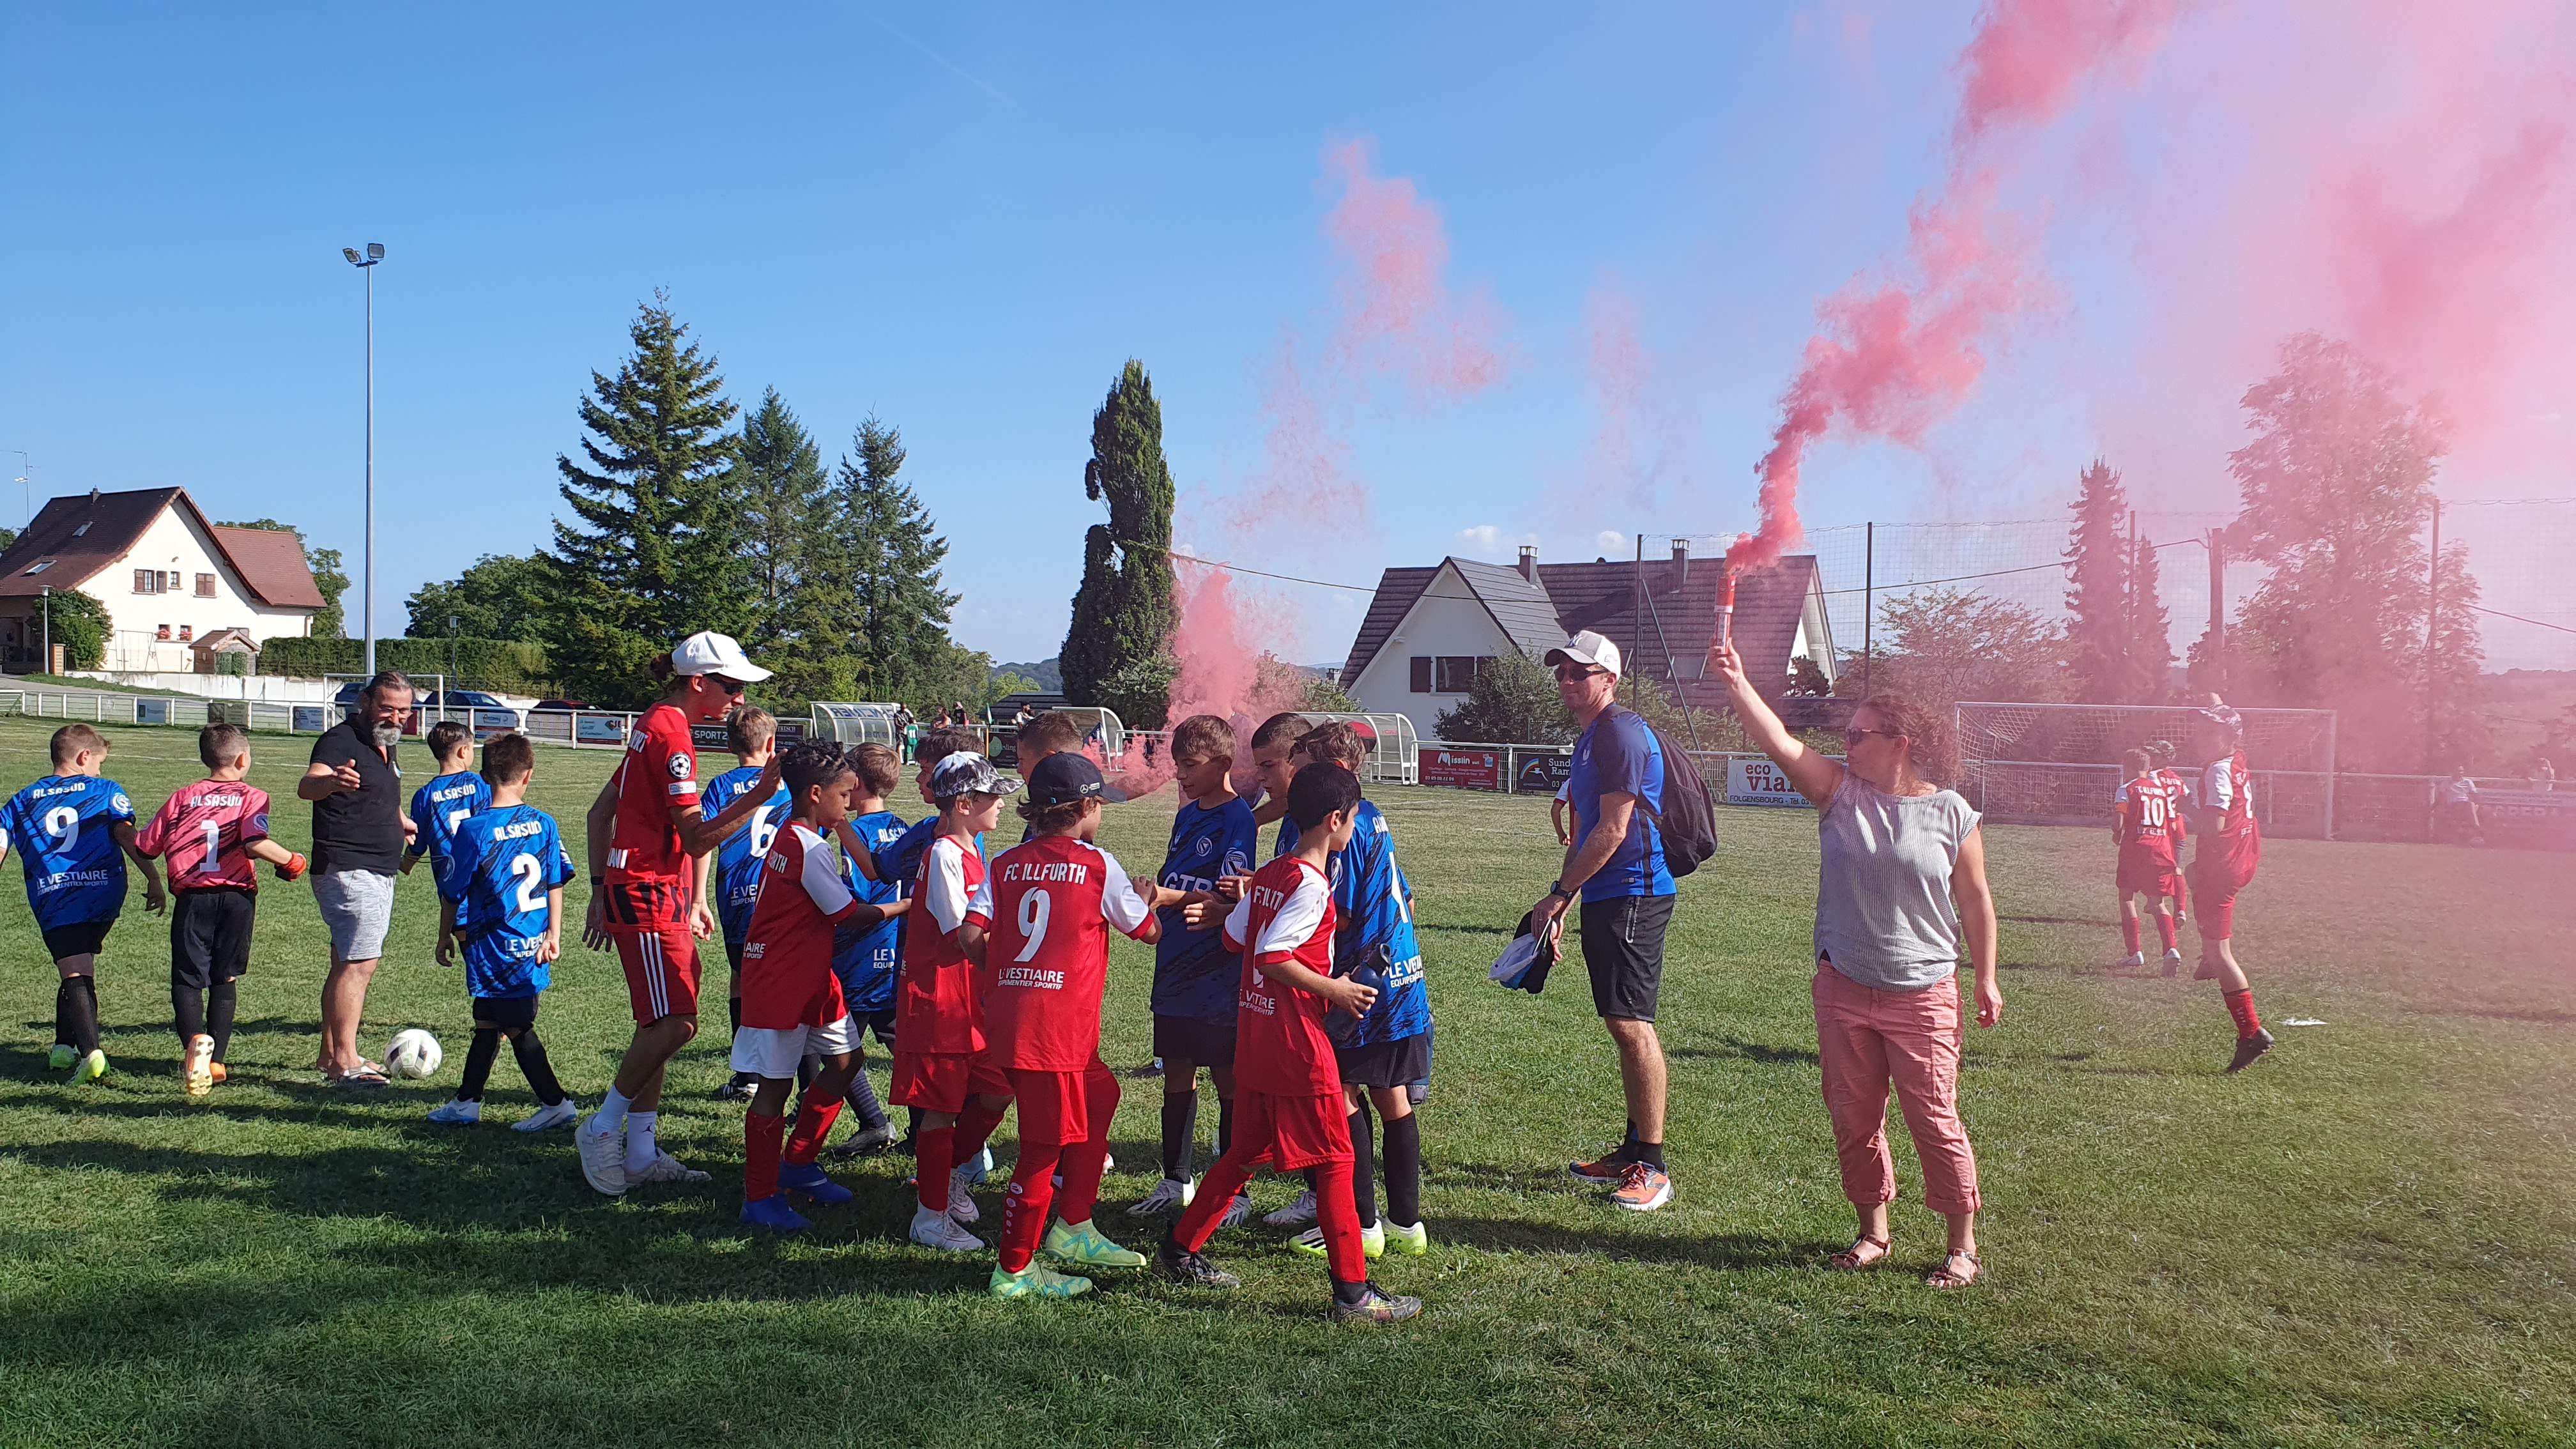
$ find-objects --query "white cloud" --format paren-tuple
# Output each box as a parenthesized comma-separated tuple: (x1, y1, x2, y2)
(1456, 525, 1538, 561)
(1596, 530, 1629, 556)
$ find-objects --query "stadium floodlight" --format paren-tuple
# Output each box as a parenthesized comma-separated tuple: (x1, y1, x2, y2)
(342, 242, 387, 673)
(341, 247, 361, 264)
(367, 242, 385, 261)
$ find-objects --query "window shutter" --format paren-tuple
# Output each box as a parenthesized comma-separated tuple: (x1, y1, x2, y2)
(195, 573, 216, 597)
(1409, 656, 1432, 693)
(134, 568, 150, 593)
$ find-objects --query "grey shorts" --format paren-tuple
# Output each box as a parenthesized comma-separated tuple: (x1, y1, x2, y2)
(314, 869, 397, 963)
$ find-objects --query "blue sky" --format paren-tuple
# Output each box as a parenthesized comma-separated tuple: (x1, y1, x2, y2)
(8, 4, 2563, 670)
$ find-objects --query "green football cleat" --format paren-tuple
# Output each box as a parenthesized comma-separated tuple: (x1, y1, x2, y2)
(1291, 1220, 1386, 1260)
(49, 1045, 75, 1072)
(72, 1049, 111, 1084)
(989, 1262, 1094, 1300)
(1383, 1219, 1429, 1255)
(1042, 1219, 1147, 1270)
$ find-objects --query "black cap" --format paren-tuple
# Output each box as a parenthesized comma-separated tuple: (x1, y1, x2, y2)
(1025, 751, 1130, 807)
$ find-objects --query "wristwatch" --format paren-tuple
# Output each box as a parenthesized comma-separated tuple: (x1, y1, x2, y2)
(1547, 880, 1572, 900)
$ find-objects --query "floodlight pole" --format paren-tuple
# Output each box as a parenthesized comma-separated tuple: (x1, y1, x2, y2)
(344, 243, 385, 677)
(40, 584, 50, 675)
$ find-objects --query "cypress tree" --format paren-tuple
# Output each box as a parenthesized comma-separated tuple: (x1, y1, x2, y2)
(2061, 459, 2131, 703)
(2124, 526, 2174, 702)
(542, 295, 745, 707)
(1062, 360, 1177, 728)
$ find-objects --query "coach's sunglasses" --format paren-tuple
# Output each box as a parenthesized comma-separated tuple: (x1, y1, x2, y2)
(1553, 665, 1606, 682)
(708, 675, 749, 696)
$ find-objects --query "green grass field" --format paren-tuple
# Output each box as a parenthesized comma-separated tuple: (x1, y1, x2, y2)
(3, 714, 2572, 1448)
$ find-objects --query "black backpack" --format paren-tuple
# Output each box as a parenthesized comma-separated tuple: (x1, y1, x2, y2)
(1616, 707, 1720, 878)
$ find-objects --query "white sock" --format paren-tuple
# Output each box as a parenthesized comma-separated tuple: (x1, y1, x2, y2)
(624, 1110, 659, 1171)
(592, 1086, 631, 1136)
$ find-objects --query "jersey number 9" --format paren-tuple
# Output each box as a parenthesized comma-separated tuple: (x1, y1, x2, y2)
(1014, 887, 1052, 963)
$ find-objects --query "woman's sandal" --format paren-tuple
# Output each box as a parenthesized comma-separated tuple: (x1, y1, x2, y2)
(1827, 1234, 1891, 1271)
(1924, 1249, 1981, 1288)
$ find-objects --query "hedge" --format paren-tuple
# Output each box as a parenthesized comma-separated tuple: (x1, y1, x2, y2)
(259, 637, 557, 696)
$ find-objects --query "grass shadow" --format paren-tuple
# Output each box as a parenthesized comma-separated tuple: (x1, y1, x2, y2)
(1672, 1036, 1819, 1068)
(1428, 1214, 1828, 1272)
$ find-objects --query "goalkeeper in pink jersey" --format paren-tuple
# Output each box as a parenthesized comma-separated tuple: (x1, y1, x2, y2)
(133, 724, 308, 1096)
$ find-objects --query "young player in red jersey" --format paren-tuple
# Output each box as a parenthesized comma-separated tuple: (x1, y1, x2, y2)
(958, 752, 1175, 1299)
(2156, 756, 2191, 931)
(1155, 764, 1420, 1324)
(891, 751, 1020, 1252)
(2110, 747, 2185, 976)
(133, 723, 307, 1095)
(575, 632, 786, 1197)
(2184, 706, 2273, 1071)
(733, 742, 910, 1232)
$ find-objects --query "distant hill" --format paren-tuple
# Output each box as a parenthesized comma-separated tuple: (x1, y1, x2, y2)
(994, 657, 1062, 693)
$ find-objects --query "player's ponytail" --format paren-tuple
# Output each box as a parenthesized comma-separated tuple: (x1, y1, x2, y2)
(647, 652, 677, 686)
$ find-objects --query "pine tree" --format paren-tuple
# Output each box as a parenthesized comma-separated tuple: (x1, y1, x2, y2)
(2123, 526, 2174, 702)
(541, 295, 745, 708)
(218, 519, 349, 639)
(842, 417, 960, 705)
(735, 388, 829, 648)
(1062, 361, 1177, 729)
(2062, 459, 2130, 703)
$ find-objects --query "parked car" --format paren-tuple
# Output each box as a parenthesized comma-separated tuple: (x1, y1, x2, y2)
(424, 689, 523, 738)
(530, 698, 589, 714)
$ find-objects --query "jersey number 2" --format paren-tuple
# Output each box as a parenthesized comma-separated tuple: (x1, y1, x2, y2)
(509, 853, 546, 913)
(1014, 887, 1052, 963)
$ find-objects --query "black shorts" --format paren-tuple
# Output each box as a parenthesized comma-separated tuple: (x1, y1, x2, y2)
(1581, 893, 1676, 1023)
(170, 888, 257, 989)
(471, 994, 540, 1032)
(1334, 1031, 1431, 1090)
(1153, 1013, 1238, 1068)
(724, 938, 745, 975)
(42, 918, 114, 963)
(855, 1008, 896, 1048)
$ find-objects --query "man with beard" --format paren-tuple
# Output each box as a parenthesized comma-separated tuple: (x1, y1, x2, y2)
(300, 670, 419, 1086)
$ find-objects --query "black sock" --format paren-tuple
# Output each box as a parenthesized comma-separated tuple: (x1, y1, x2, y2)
(1160, 1087, 1199, 1180)
(1348, 1102, 1377, 1232)
(903, 1106, 922, 1152)
(1332, 1275, 1372, 1305)
(1216, 1094, 1236, 1162)
(1632, 1138, 1666, 1170)
(510, 1029, 565, 1105)
(207, 979, 238, 1062)
(728, 995, 741, 1036)
(795, 1053, 817, 1092)
(172, 983, 206, 1045)
(843, 1060, 889, 1131)
(57, 977, 99, 1055)
(1381, 1110, 1422, 1229)
(456, 1027, 502, 1102)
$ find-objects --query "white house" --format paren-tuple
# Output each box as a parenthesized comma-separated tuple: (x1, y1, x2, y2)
(0, 487, 326, 673)
(1339, 542, 1839, 741)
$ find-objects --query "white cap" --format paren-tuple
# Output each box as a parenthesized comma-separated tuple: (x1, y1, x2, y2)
(671, 631, 772, 683)
(1544, 629, 1623, 678)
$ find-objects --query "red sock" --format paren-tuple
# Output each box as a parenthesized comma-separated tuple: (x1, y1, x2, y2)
(785, 1095, 842, 1165)
(1054, 1065, 1121, 1225)
(2121, 917, 2142, 954)
(1174, 1146, 1260, 1253)
(997, 1147, 1061, 1273)
(744, 1110, 786, 1202)
(1310, 1158, 1368, 1284)
(915, 1125, 954, 1211)
(2224, 988, 2261, 1039)
(2154, 913, 2179, 951)
(953, 1100, 1009, 1172)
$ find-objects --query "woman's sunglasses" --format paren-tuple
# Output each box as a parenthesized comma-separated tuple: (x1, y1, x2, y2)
(1843, 726, 1901, 746)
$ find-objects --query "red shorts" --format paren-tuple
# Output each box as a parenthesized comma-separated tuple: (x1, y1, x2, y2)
(889, 1049, 1015, 1115)
(613, 923, 700, 1023)
(2116, 841, 2182, 898)
(1007, 1059, 1119, 1146)
(2189, 829, 2262, 941)
(1229, 1088, 1354, 1172)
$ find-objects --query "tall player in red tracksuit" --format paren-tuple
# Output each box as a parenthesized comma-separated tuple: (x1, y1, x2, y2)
(2186, 707, 2272, 1072)
(1153, 763, 1420, 1324)
(957, 751, 1175, 1300)
(575, 632, 786, 1198)
(2110, 747, 2185, 976)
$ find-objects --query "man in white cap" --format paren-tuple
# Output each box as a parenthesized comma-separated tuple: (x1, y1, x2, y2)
(1526, 630, 1678, 1211)
(575, 631, 788, 1195)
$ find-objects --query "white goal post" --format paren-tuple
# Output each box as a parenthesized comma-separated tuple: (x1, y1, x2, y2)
(1952, 700, 2342, 840)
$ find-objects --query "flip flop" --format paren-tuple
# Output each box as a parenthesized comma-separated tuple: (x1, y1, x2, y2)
(333, 1068, 389, 1089)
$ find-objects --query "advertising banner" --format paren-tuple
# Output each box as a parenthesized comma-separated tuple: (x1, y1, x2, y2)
(1514, 751, 1574, 795)
(1421, 749, 1501, 791)
(575, 714, 632, 746)
(291, 705, 328, 733)
(1726, 758, 1813, 808)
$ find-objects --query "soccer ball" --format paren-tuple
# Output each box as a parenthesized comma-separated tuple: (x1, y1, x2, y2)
(385, 1029, 443, 1080)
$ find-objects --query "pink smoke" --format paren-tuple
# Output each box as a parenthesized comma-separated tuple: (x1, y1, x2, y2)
(1320, 137, 1510, 399)
(1731, 0, 2177, 573)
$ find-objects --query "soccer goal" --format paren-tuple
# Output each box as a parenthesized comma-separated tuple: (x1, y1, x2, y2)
(1952, 701, 2342, 839)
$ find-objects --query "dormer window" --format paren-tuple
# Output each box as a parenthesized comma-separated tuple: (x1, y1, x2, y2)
(70, 523, 89, 538)
(23, 560, 52, 576)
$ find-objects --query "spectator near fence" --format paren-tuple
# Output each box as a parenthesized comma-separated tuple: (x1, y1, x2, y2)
(1713, 636, 2001, 1289)
(1526, 630, 1678, 1214)
(2434, 767, 2483, 843)
(298, 670, 415, 1087)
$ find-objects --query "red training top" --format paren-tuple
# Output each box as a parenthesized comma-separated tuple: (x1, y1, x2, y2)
(137, 779, 273, 892)
(968, 834, 1156, 1071)
(2114, 770, 2183, 852)
(897, 831, 986, 1055)
(1222, 854, 1340, 1096)
(2197, 751, 2257, 839)
(605, 702, 700, 898)
(739, 822, 860, 1030)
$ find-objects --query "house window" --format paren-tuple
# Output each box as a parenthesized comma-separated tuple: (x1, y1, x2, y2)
(22, 559, 51, 576)
(178, 624, 194, 642)
(1434, 656, 1493, 693)
(1409, 656, 1432, 693)
(194, 573, 217, 597)
(134, 569, 158, 594)
(70, 523, 89, 537)
(156, 624, 172, 641)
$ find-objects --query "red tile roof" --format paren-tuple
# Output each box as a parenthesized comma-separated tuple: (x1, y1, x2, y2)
(0, 487, 321, 610)
(208, 525, 325, 608)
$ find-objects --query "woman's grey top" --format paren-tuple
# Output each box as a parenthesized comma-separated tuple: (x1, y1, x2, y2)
(1814, 772, 1981, 992)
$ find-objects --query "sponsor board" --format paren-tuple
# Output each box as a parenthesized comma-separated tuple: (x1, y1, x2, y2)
(1726, 758, 1813, 808)
(574, 714, 632, 745)
(1514, 752, 1574, 795)
(1422, 749, 1501, 791)
(291, 705, 329, 733)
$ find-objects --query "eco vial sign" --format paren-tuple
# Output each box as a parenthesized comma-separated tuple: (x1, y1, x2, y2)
(1726, 758, 1813, 808)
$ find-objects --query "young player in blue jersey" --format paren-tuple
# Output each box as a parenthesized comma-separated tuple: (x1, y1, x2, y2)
(820, 742, 910, 1156)
(1, 724, 167, 1082)
(696, 707, 789, 1100)
(426, 733, 578, 1129)
(1128, 714, 1258, 1225)
(403, 721, 491, 956)
(1262, 722, 1432, 1259)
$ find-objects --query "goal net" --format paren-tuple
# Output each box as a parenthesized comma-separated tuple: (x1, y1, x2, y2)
(1952, 701, 2341, 839)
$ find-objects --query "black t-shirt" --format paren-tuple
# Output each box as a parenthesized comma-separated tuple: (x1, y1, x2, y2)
(309, 717, 406, 875)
